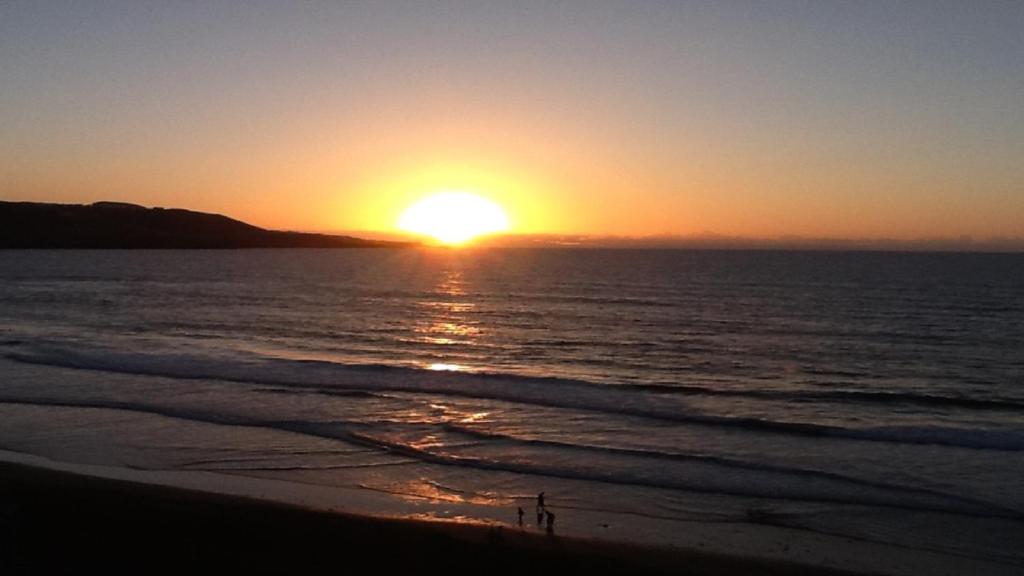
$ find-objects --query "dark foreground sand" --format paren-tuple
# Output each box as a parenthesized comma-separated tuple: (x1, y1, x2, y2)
(0, 461, 870, 575)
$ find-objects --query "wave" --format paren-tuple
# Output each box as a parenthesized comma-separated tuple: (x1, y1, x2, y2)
(6, 342, 1024, 452)
(293, 424, 1020, 519)
(431, 422, 1009, 514)
(0, 395, 1015, 519)
(507, 293, 679, 308)
(626, 382, 1024, 412)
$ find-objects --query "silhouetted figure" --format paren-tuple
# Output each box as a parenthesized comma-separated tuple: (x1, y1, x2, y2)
(517, 507, 524, 526)
(545, 509, 556, 534)
(536, 491, 546, 526)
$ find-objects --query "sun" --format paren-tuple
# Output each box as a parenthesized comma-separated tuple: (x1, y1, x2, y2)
(398, 191, 510, 245)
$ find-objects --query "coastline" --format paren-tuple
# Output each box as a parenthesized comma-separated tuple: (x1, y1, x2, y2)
(0, 459, 872, 576)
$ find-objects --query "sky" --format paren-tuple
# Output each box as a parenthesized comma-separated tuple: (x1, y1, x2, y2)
(2, 1, 1022, 241)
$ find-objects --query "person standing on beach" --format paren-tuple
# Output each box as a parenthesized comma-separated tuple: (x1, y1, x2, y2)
(536, 491, 545, 525)
(517, 507, 524, 526)
(545, 509, 556, 534)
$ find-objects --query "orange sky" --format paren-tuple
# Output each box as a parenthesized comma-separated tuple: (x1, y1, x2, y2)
(3, 3, 1023, 241)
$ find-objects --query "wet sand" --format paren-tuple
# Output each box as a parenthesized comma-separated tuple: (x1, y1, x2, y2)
(0, 461, 877, 575)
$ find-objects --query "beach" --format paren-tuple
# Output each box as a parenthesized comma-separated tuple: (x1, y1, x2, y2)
(0, 460, 879, 576)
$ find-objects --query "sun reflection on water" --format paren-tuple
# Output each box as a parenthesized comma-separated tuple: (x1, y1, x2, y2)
(413, 265, 483, 367)
(370, 478, 513, 507)
(427, 402, 491, 424)
(428, 362, 462, 372)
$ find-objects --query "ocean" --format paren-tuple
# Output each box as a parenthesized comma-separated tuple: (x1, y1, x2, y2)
(1, 249, 1022, 572)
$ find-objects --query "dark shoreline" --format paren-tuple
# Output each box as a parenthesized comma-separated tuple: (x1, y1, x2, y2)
(0, 461, 872, 575)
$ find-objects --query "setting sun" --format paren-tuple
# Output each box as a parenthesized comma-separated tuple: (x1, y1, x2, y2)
(398, 192, 510, 245)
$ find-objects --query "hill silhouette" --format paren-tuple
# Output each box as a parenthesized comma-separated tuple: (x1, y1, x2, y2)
(0, 201, 412, 249)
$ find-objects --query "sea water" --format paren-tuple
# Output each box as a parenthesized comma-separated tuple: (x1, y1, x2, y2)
(1, 249, 1022, 571)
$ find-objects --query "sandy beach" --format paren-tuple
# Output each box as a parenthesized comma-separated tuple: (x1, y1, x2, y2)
(0, 460, 878, 576)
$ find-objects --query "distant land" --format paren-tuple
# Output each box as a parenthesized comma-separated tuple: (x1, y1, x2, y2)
(464, 233, 1024, 253)
(337, 230, 1024, 252)
(4, 200, 1021, 252)
(0, 201, 413, 249)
